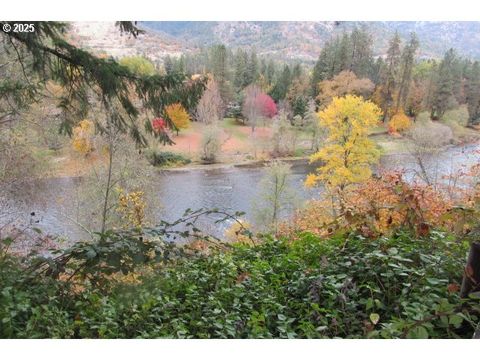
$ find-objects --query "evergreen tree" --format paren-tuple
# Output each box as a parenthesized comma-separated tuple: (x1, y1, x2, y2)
(466, 61, 480, 125)
(210, 44, 232, 102)
(379, 32, 402, 121)
(311, 41, 337, 97)
(370, 57, 385, 85)
(246, 50, 259, 85)
(311, 27, 373, 97)
(349, 25, 374, 78)
(260, 58, 267, 79)
(234, 49, 249, 90)
(338, 32, 352, 73)
(431, 49, 459, 119)
(266, 59, 276, 85)
(396, 33, 419, 112)
(304, 99, 323, 151)
(270, 65, 292, 102)
(292, 63, 302, 79)
(173, 55, 186, 74)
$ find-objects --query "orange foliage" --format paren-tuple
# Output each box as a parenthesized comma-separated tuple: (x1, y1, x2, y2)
(388, 111, 412, 134)
(282, 172, 455, 239)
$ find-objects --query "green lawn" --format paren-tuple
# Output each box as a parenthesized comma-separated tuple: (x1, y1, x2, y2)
(220, 118, 249, 140)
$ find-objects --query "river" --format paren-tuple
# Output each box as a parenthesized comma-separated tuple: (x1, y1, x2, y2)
(1, 143, 480, 242)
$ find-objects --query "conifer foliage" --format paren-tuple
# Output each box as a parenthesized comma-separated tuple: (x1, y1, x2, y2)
(0, 21, 206, 146)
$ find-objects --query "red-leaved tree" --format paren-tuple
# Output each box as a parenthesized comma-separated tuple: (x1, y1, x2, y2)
(242, 85, 277, 132)
(257, 93, 277, 119)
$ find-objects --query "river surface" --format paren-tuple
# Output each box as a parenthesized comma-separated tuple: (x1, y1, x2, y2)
(1, 143, 480, 242)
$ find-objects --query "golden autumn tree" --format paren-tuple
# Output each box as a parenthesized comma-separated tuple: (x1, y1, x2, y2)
(388, 111, 412, 135)
(165, 103, 191, 135)
(116, 187, 147, 228)
(72, 119, 95, 156)
(305, 95, 382, 191)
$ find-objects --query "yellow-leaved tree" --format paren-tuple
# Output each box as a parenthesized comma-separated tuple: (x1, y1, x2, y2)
(165, 103, 191, 135)
(72, 119, 95, 156)
(116, 187, 146, 228)
(305, 95, 382, 191)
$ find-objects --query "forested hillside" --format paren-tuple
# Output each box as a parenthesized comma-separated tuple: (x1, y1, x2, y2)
(141, 21, 480, 60)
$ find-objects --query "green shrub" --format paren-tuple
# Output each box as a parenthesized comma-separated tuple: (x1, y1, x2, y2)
(1, 229, 478, 339)
(442, 105, 469, 127)
(146, 150, 191, 167)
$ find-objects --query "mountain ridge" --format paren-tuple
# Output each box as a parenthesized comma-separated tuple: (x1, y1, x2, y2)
(141, 21, 480, 60)
(68, 21, 480, 63)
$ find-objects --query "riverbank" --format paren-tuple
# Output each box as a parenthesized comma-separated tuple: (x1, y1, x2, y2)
(3, 141, 480, 242)
(36, 118, 480, 177)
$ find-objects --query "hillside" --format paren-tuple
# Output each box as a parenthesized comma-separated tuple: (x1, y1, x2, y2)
(67, 22, 195, 61)
(141, 21, 480, 61)
(67, 21, 480, 63)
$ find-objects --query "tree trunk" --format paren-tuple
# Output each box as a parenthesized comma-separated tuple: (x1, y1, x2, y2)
(100, 140, 114, 233)
(460, 242, 480, 339)
(474, 325, 480, 339)
(460, 242, 480, 298)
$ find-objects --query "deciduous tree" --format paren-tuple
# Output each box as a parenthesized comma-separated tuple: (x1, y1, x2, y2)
(305, 95, 382, 192)
(242, 85, 276, 132)
(316, 70, 374, 108)
(253, 161, 297, 233)
(195, 79, 224, 124)
(72, 119, 95, 155)
(165, 103, 190, 135)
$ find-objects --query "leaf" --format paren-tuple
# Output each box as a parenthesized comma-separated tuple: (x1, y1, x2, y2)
(369, 313, 380, 325)
(407, 326, 429, 339)
(468, 291, 480, 300)
(366, 298, 374, 311)
(387, 247, 398, 255)
(426, 278, 444, 285)
(448, 314, 463, 328)
(85, 249, 97, 259)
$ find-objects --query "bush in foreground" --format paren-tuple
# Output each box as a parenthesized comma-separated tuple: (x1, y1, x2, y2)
(0, 229, 478, 339)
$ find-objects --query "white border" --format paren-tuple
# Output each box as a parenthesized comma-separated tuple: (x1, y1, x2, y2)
(1, 339, 478, 359)
(1, 0, 479, 21)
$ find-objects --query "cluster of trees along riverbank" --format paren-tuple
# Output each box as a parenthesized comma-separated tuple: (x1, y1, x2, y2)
(163, 28, 480, 126)
(1, 22, 480, 338)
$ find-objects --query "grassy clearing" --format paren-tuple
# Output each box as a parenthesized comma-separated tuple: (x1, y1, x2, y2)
(220, 118, 249, 140)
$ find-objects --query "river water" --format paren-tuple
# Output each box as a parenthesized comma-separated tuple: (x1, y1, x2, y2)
(1, 143, 480, 242)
